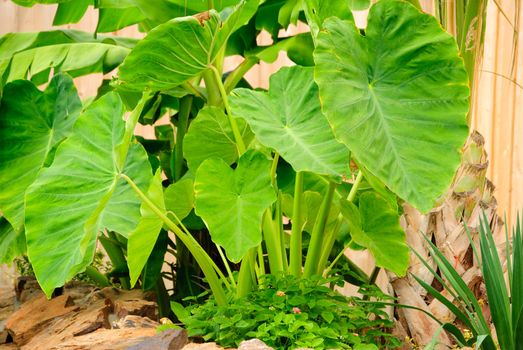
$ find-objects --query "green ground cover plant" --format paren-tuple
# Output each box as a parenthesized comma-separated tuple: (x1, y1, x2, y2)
(0, 0, 472, 347)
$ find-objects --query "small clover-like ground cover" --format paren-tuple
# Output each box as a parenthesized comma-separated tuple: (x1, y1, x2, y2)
(174, 275, 401, 349)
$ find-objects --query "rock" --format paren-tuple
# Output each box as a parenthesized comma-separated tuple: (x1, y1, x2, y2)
(126, 329, 188, 350)
(238, 339, 273, 350)
(113, 297, 157, 321)
(181, 343, 225, 350)
(45, 328, 157, 350)
(15, 277, 43, 304)
(0, 288, 15, 344)
(5, 295, 79, 346)
(112, 315, 159, 329)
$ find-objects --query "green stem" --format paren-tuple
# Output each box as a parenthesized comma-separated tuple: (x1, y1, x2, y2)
(217, 244, 237, 288)
(303, 181, 336, 278)
(289, 171, 304, 276)
(257, 245, 266, 277)
(237, 248, 256, 298)
(121, 174, 228, 306)
(323, 239, 352, 278)
(174, 95, 192, 181)
(210, 66, 246, 155)
(318, 171, 363, 273)
(84, 266, 111, 287)
(166, 211, 232, 291)
(276, 192, 288, 273)
(224, 57, 259, 93)
(99, 232, 130, 289)
(202, 69, 222, 106)
(117, 91, 152, 171)
(262, 210, 284, 274)
(154, 277, 171, 318)
(347, 171, 363, 202)
(302, 0, 320, 43)
(363, 267, 381, 301)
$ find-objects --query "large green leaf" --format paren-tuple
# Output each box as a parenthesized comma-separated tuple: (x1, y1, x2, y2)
(340, 191, 408, 276)
(230, 66, 349, 176)
(25, 92, 153, 297)
(0, 74, 82, 231)
(0, 30, 136, 90)
(127, 170, 165, 287)
(0, 217, 25, 264)
(314, 0, 469, 212)
(117, 0, 258, 91)
(194, 150, 276, 262)
(164, 178, 195, 221)
(183, 106, 253, 171)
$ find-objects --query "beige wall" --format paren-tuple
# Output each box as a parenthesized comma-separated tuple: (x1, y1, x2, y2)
(1, 0, 522, 226)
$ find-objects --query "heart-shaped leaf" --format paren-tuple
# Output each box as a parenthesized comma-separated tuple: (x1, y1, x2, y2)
(117, 0, 258, 92)
(164, 178, 195, 221)
(25, 92, 153, 297)
(127, 170, 165, 287)
(194, 150, 276, 262)
(0, 74, 81, 231)
(340, 191, 408, 276)
(183, 106, 253, 171)
(314, 0, 469, 212)
(230, 66, 349, 176)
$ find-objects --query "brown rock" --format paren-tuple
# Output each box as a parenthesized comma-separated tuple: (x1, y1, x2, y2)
(0, 288, 15, 344)
(15, 277, 43, 304)
(113, 298, 157, 321)
(46, 328, 157, 350)
(126, 329, 188, 350)
(238, 339, 273, 350)
(5, 294, 79, 346)
(112, 315, 159, 329)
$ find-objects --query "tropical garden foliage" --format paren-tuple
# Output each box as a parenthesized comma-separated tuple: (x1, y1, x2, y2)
(0, 0, 513, 348)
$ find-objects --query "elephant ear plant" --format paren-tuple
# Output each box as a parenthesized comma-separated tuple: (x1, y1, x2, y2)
(0, 0, 469, 339)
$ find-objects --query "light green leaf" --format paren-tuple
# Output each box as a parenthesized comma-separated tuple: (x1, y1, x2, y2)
(194, 150, 276, 262)
(25, 92, 153, 297)
(314, 0, 469, 212)
(303, 0, 354, 38)
(117, 0, 258, 92)
(53, 0, 91, 25)
(230, 66, 349, 176)
(0, 74, 82, 231)
(0, 30, 136, 89)
(340, 191, 408, 276)
(0, 217, 26, 264)
(183, 106, 253, 171)
(127, 170, 165, 287)
(96, 7, 146, 33)
(349, 0, 370, 11)
(164, 178, 195, 221)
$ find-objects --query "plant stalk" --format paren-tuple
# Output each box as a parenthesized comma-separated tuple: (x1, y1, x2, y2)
(262, 210, 284, 274)
(289, 171, 304, 276)
(121, 174, 228, 306)
(237, 248, 257, 298)
(224, 57, 259, 93)
(174, 95, 192, 181)
(84, 266, 111, 287)
(210, 66, 246, 155)
(303, 181, 336, 278)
